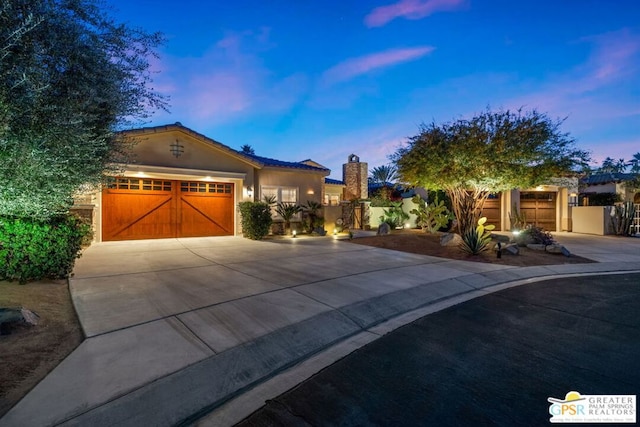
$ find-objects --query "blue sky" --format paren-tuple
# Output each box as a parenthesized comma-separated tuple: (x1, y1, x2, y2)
(109, 0, 640, 179)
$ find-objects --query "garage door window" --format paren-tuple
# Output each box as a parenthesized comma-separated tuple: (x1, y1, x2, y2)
(181, 182, 233, 194)
(108, 178, 171, 191)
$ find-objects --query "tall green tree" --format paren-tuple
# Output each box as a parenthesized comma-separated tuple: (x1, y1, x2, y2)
(0, 0, 166, 219)
(394, 109, 589, 235)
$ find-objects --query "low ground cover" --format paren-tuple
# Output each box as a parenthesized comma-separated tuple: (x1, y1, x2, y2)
(0, 280, 82, 417)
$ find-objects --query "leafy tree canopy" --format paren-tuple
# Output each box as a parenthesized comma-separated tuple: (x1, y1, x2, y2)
(394, 108, 589, 234)
(0, 0, 166, 219)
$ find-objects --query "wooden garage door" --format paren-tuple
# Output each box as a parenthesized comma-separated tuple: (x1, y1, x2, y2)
(481, 193, 501, 231)
(520, 192, 556, 231)
(102, 178, 234, 241)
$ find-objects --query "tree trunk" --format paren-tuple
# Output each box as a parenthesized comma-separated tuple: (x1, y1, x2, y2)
(446, 187, 492, 235)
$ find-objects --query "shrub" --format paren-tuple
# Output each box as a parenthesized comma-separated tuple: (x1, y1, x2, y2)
(514, 226, 554, 246)
(0, 214, 91, 283)
(583, 192, 621, 206)
(238, 202, 273, 240)
(460, 217, 494, 255)
(380, 201, 409, 229)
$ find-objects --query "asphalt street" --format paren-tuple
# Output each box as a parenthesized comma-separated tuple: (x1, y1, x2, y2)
(237, 273, 640, 427)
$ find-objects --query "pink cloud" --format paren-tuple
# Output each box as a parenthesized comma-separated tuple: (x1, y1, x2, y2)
(365, 0, 465, 28)
(577, 29, 640, 91)
(322, 46, 434, 85)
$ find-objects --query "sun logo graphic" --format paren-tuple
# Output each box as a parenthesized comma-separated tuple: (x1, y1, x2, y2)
(548, 391, 586, 420)
(548, 391, 636, 423)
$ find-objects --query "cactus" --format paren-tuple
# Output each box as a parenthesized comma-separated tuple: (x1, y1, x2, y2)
(410, 195, 452, 233)
(610, 201, 635, 236)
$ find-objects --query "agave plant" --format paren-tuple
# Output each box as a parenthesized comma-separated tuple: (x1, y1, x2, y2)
(460, 217, 495, 255)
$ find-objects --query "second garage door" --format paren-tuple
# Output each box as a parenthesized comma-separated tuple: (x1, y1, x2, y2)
(520, 191, 556, 231)
(102, 178, 234, 241)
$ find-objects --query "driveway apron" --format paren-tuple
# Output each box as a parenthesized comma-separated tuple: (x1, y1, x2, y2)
(2, 234, 640, 426)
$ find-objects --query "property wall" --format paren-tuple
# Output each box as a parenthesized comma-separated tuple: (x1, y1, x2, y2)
(571, 206, 613, 235)
(323, 205, 343, 233)
(368, 199, 417, 229)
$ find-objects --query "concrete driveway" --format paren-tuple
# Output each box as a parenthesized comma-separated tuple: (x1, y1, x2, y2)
(2, 234, 640, 426)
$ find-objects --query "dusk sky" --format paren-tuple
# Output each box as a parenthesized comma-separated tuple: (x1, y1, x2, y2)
(109, 0, 639, 179)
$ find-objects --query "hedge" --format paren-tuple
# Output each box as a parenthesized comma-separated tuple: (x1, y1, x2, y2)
(0, 215, 91, 283)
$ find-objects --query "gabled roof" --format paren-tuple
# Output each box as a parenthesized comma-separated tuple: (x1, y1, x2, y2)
(581, 172, 636, 185)
(122, 122, 329, 174)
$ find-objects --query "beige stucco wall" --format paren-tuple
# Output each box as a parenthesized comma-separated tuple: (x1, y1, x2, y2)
(572, 206, 613, 235)
(323, 206, 343, 233)
(323, 183, 345, 205)
(128, 129, 255, 178)
(256, 168, 324, 206)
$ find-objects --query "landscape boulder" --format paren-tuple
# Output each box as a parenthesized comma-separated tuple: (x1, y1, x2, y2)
(440, 232, 463, 247)
(377, 222, 390, 236)
(0, 307, 39, 335)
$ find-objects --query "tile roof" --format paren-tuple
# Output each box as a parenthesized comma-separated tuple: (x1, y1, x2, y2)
(325, 178, 344, 185)
(239, 153, 329, 172)
(581, 172, 636, 185)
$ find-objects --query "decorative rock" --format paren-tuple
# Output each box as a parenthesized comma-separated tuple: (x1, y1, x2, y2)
(440, 233, 462, 247)
(377, 222, 390, 236)
(0, 307, 39, 335)
(526, 244, 546, 251)
(492, 234, 510, 243)
(504, 244, 520, 255)
(544, 244, 565, 254)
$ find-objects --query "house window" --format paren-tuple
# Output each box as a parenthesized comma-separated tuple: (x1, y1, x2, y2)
(324, 193, 341, 206)
(262, 186, 298, 218)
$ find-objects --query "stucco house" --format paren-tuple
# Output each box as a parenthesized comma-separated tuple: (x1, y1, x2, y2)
(580, 172, 640, 203)
(77, 123, 335, 242)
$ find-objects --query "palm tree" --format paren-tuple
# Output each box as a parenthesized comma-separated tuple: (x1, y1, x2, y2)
(598, 157, 626, 174)
(369, 164, 398, 200)
(240, 144, 255, 155)
(303, 200, 323, 231)
(369, 164, 398, 184)
(276, 202, 302, 235)
(628, 152, 640, 174)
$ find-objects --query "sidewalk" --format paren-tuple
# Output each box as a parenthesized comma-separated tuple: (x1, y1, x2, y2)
(2, 234, 639, 426)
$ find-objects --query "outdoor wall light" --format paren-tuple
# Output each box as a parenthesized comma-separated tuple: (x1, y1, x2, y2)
(170, 139, 184, 158)
(247, 186, 253, 197)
